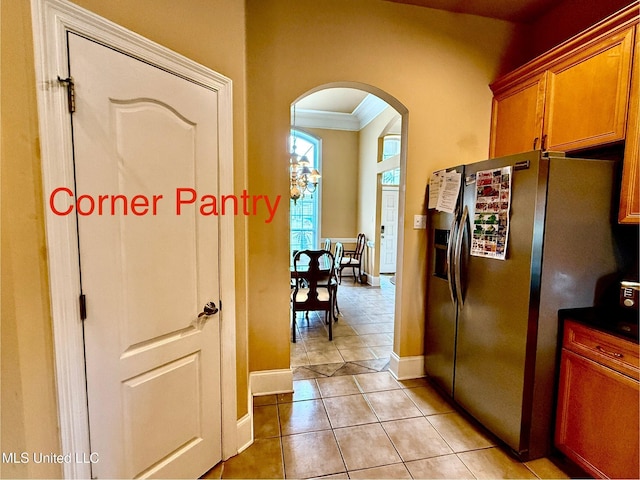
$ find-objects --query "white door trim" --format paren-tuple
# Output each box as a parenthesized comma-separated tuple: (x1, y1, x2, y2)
(30, 1, 237, 477)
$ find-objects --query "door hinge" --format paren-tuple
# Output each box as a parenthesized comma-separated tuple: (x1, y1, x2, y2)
(58, 76, 76, 113)
(79, 294, 87, 320)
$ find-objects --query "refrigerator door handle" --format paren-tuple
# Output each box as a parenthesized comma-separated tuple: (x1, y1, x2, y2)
(446, 215, 458, 306)
(454, 206, 469, 308)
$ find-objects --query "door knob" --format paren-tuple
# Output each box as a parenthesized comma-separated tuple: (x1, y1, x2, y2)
(198, 301, 219, 317)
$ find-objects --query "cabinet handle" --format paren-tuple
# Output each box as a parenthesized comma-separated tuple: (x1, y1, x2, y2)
(533, 137, 539, 150)
(596, 345, 623, 358)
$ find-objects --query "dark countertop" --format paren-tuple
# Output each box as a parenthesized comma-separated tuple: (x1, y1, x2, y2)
(559, 306, 639, 344)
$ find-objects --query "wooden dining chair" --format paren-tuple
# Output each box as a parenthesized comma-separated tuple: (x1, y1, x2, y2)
(291, 249, 336, 342)
(331, 242, 343, 320)
(338, 233, 366, 284)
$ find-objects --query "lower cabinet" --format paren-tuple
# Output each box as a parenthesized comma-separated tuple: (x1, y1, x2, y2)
(555, 320, 639, 479)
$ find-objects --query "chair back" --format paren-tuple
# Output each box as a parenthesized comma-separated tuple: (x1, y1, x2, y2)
(292, 249, 335, 309)
(323, 238, 331, 252)
(353, 233, 366, 259)
(333, 242, 344, 270)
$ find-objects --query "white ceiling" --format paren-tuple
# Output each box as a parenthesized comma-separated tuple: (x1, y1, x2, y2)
(294, 0, 559, 130)
(293, 88, 393, 131)
(296, 88, 369, 114)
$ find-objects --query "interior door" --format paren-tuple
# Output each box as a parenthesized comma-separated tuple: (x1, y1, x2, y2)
(68, 33, 222, 479)
(379, 186, 398, 274)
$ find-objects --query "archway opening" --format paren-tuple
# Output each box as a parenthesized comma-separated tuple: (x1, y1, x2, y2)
(288, 83, 408, 375)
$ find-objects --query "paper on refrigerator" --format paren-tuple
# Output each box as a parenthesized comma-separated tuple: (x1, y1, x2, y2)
(428, 170, 444, 209)
(470, 166, 512, 260)
(429, 169, 461, 213)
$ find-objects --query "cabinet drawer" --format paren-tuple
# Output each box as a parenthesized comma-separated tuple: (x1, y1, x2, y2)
(563, 320, 639, 380)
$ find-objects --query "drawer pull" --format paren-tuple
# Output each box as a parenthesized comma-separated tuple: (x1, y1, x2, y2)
(596, 345, 623, 358)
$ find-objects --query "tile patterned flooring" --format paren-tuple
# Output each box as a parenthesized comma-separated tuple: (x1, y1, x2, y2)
(203, 276, 575, 479)
(290, 275, 396, 376)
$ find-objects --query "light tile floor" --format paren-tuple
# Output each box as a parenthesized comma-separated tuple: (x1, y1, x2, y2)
(291, 275, 396, 378)
(202, 276, 579, 479)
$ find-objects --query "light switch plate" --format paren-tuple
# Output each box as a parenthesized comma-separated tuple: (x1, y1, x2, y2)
(413, 214, 427, 229)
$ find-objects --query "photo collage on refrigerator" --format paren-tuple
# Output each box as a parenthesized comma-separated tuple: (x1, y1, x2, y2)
(470, 167, 512, 260)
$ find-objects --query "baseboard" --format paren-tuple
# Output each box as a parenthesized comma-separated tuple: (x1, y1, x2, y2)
(249, 368, 294, 396)
(389, 352, 425, 380)
(365, 273, 380, 286)
(234, 369, 293, 457)
(236, 411, 253, 454)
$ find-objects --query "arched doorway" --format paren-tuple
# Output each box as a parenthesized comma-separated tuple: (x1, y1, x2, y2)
(288, 83, 408, 376)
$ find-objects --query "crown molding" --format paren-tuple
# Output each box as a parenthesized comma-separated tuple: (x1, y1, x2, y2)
(294, 94, 390, 131)
(295, 109, 361, 131)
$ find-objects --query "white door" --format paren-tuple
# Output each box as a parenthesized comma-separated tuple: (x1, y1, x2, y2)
(379, 186, 399, 274)
(68, 33, 222, 479)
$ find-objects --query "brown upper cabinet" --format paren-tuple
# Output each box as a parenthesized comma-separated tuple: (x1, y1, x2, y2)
(619, 25, 639, 224)
(490, 11, 636, 157)
(489, 72, 547, 158)
(543, 27, 634, 151)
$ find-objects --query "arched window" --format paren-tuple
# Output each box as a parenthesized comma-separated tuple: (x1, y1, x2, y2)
(290, 129, 321, 257)
(382, 134, 401, 160)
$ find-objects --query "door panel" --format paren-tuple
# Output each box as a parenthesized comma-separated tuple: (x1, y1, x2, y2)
(124, 354, 201, 476)
(114, 100, 201, 347)
(489, 74, 546, 158)
(69, 33, 221, 479)
(544, 27, 634, 151)
(455, 152, 542, 453)
(555, 349, 640, 479)
(425, 165, 464, 397)
(424, 223, 457, 396)
(425, 211, 457, 397)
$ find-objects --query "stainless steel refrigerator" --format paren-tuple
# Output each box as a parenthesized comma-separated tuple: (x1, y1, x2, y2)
(425, 150, 620, 461)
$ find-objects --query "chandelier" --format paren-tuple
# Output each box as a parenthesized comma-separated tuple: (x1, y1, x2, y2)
(290, 105, 321, 203)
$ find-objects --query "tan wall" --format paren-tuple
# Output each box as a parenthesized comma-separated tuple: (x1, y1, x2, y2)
(1, 1, 247, 478)
(1, 3, 60, 477)
(245, 0, 519, 368)
(305, 127, 359, 239)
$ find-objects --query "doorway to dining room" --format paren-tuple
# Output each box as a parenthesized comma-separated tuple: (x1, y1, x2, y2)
(288, 84, 405, 378)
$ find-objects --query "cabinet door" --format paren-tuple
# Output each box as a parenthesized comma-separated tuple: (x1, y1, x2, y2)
(619, 25, 639, 224)
(544, 27, 635, 151)
(489, 73, 546, 158)
(555, 349, 640, 479)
